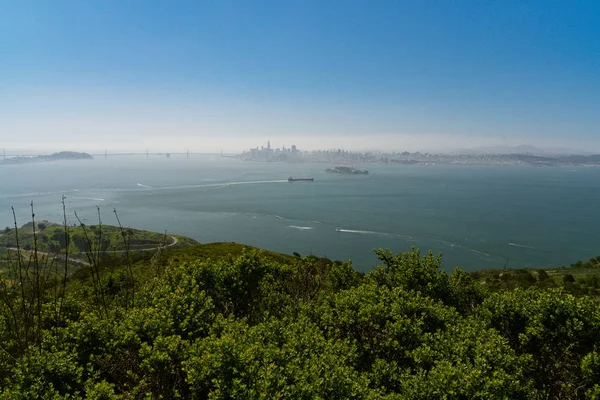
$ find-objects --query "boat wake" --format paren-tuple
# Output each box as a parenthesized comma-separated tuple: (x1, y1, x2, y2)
(226, 179, 289, 186)
(289, 225, 314, 230)
(45, 180, 291, 196)
(429, 238, 504, 261)
(72, 197, 106, 202)
(336, 228, 390, 236)
(146, 179, 288, 191)
(0, 191, 58, 200)
(508, 242, 535, 249)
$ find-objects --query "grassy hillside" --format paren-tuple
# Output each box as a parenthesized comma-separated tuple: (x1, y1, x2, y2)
(470, 255, 600, 297)
(0, 222, 197, 253)
(2, 223, 600, 398)
(159, 241, 297, 265)
(0, 222, 198, 274)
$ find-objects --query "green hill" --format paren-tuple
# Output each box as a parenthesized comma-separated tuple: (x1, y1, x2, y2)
(2, 224, 600, 398)
(0, 222, 197, 253)
(0, 222, 198, 274)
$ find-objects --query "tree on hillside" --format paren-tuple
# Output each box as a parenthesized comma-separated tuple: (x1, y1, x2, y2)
(48, 240, 61, 253)
(71, 234, 87, 252)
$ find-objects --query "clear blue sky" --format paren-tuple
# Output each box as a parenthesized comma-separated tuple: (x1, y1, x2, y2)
(1, 0, 599, 152)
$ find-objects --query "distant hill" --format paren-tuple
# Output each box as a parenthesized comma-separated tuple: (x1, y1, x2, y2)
(47, 151, 94, 160)
(1, 151, 93, 165)
(455, 145, 592, 156)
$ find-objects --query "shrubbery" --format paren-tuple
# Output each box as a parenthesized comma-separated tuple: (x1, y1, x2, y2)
(1, 245, 600, 398)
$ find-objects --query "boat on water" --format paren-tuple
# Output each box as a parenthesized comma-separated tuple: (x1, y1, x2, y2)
(288, 177, 314, 182)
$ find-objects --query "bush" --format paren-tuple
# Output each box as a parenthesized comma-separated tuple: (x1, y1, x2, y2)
(2, 242, 600, 398)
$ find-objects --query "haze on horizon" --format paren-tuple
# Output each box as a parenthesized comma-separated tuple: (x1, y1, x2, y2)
(2, 1, 599, 154)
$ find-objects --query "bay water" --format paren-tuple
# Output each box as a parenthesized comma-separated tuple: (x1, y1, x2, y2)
(1, 154, 598, 273)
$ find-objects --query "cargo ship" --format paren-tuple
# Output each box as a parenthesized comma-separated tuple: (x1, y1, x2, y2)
(288, 177, 314, 182)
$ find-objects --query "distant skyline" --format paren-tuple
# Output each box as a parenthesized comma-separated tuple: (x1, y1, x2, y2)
(2, 1, 599, 153)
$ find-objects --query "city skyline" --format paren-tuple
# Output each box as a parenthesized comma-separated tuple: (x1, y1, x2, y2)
(1, 137, 596, 158)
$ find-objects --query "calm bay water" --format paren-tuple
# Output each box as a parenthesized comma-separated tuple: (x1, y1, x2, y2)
(1, 154, 598, 272)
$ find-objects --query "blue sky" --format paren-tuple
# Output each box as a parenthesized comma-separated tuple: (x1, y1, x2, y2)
(2, 1, 599, 152)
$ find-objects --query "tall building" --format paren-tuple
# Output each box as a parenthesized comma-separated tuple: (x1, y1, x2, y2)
(267, 141, 271, 150)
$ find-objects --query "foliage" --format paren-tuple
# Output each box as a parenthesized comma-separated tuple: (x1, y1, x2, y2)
(0, 223, 197, 257)
(478, 288, 600, 398)
(3, 219, 600, 399)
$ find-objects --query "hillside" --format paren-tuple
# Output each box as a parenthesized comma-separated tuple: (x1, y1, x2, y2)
(0, 222, 197, 274)
(1, 225, 600, 398)
(0, 151, 93, 165)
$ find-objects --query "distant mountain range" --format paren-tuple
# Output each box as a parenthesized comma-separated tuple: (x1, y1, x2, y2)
(453, 145, 593, 156)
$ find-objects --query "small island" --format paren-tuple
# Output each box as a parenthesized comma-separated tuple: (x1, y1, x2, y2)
(325, 166, 369, 174)
(1, 151, 93, 165)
